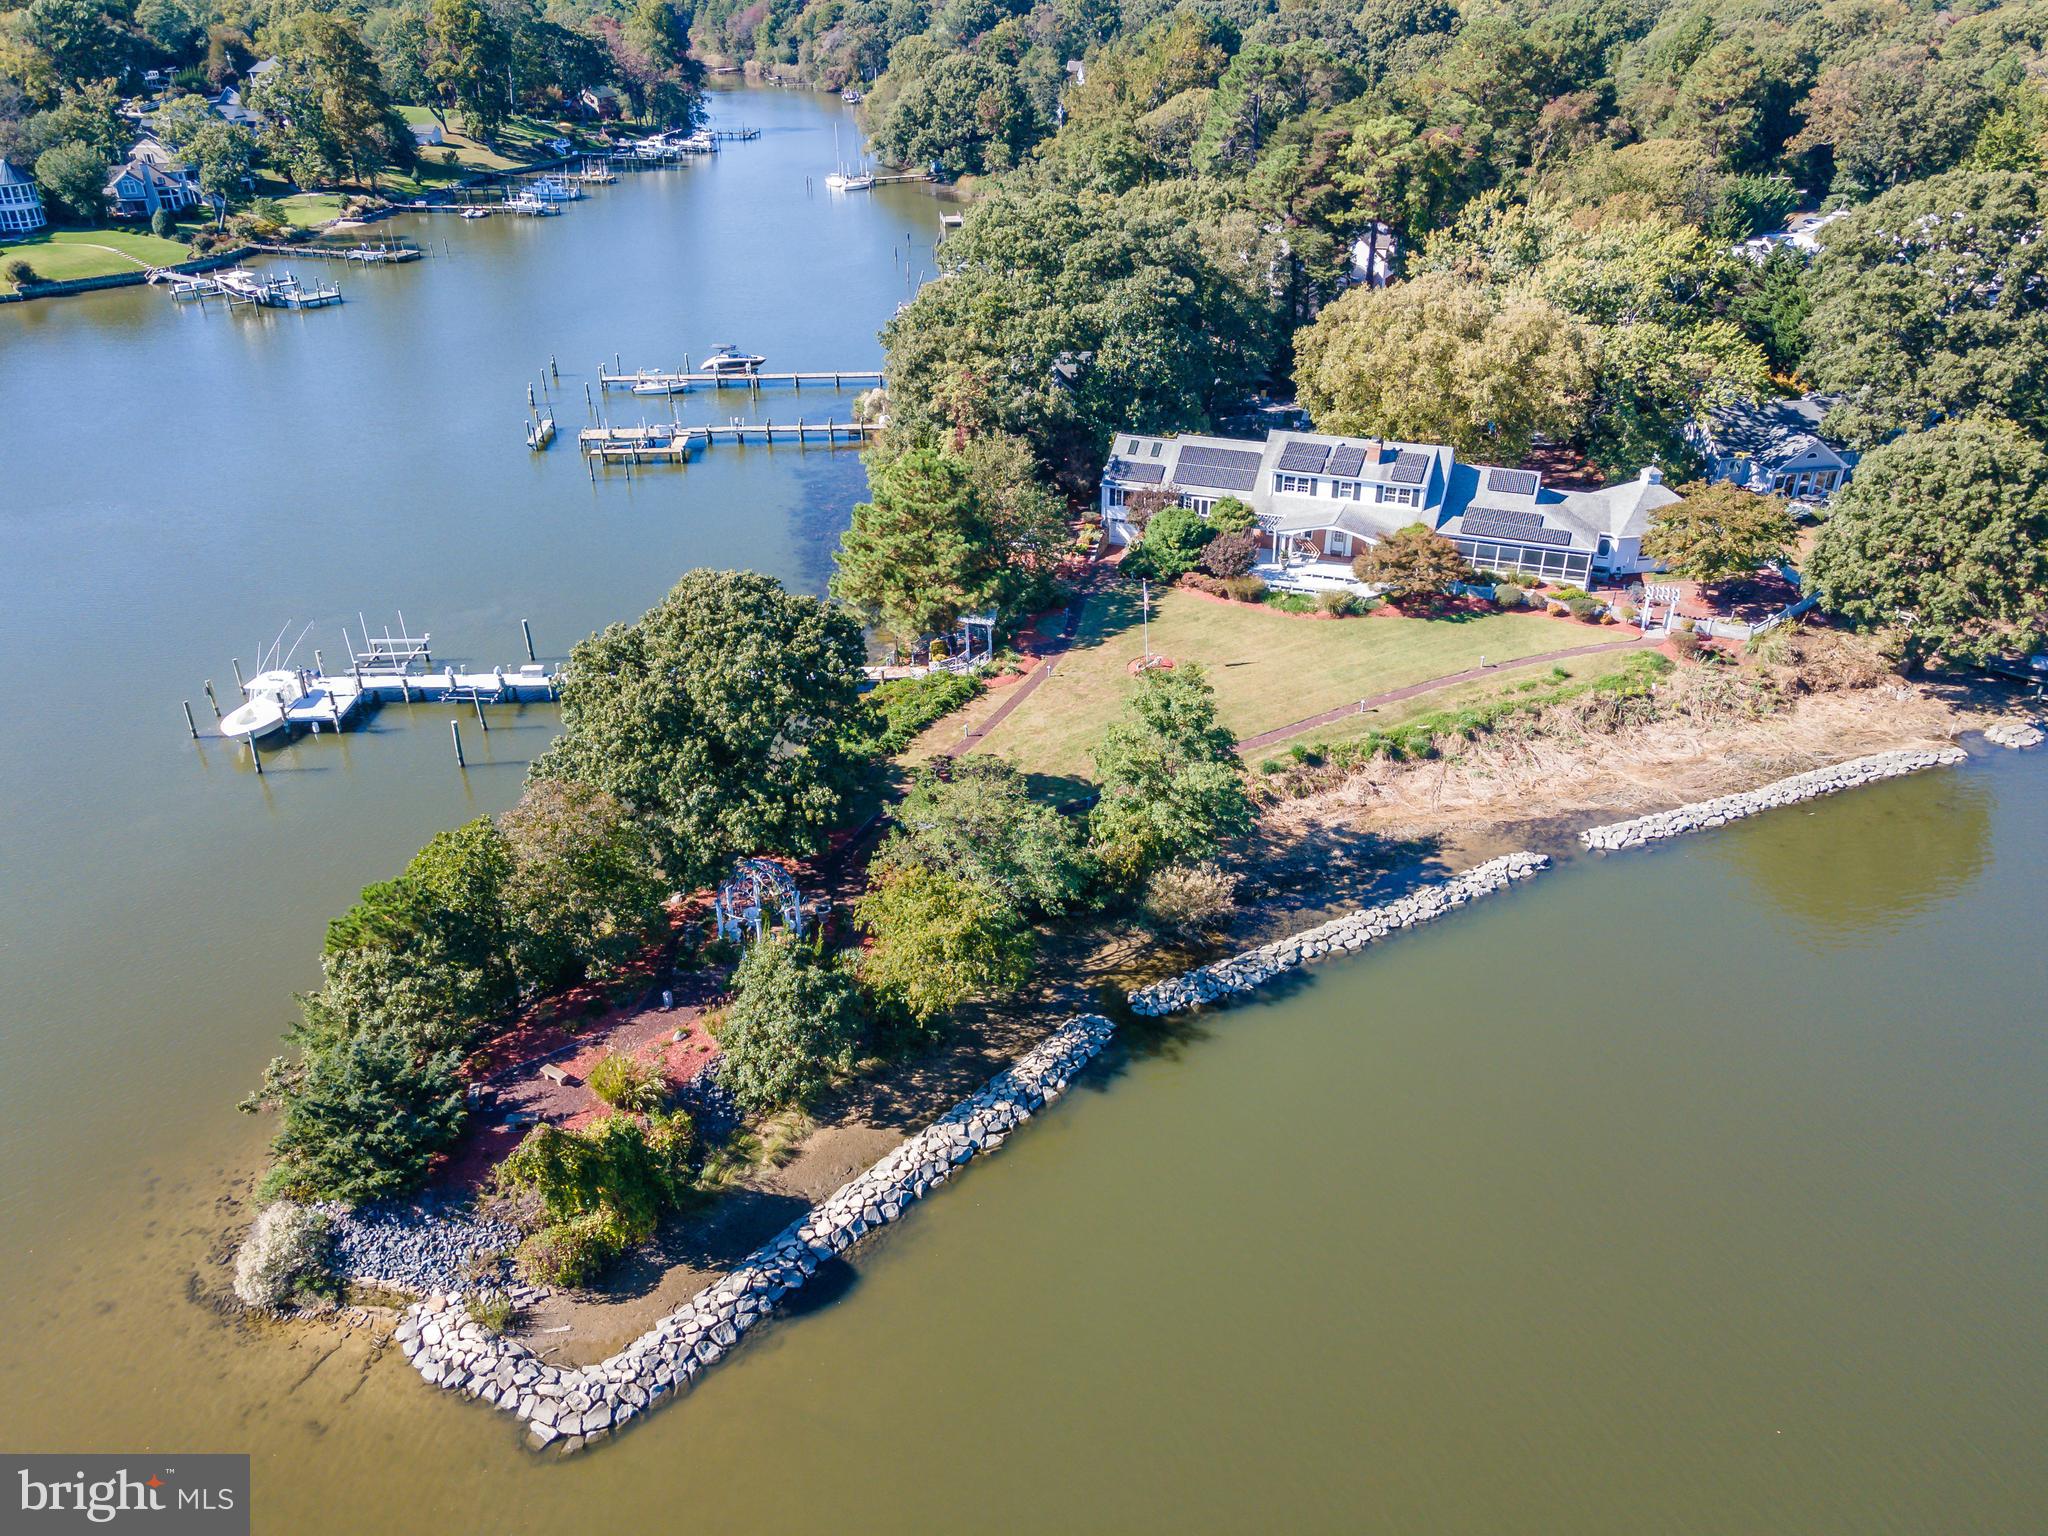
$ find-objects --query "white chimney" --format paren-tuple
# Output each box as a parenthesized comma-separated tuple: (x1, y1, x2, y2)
(1640, 465, 1664, 485)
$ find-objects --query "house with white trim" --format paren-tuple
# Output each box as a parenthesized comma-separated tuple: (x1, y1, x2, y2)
(1100, 428, 1679, 593)
(0, 159, 46, 234)
(103, 137, 201, 220)
(1688, 394, 1856, 502)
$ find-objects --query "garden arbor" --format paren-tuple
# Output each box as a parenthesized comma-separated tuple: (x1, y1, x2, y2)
(713, 858, 808, 945)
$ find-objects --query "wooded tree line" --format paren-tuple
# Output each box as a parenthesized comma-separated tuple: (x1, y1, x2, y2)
(0, 0, 701, 219)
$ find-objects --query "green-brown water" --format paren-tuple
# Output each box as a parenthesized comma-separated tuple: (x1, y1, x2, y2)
(4, 89, 2046, 1534)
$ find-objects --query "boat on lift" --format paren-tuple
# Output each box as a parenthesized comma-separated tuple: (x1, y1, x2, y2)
(631, 375, 690, 396)
(701, 343, 766, 376)
(460, 206, 490, 220)
(218, 669, 311, 740)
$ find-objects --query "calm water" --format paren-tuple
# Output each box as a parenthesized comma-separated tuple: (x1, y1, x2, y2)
(3, 90, 2046, 1535)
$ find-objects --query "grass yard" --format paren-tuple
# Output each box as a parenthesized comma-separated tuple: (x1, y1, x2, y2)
(0, 227, 194, 291)
(908, 584, 1642, 780)
(1274, 647, 1654, 758)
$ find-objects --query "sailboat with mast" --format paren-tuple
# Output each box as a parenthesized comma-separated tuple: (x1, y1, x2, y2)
(824, 125, 876, 192)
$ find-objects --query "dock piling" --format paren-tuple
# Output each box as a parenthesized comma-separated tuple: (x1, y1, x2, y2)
(522, 618, 536, 661)
(232, 658, 245, 694)
(474, 696, 488, 732)
(183, 701, 198, 738)
(204, 680, 220, 717)
(251, 741, 263, 775)
(451, 720, 465, 767)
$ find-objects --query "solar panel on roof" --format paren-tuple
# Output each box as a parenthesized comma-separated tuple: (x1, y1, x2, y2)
(1107, 459, 1165, 484)
(1176, 445, 1263, 472)
(1325, 444, 1367, 478)
(1275, 441, 1331, 473)
(1485, 467, 1540, 496)
(1460, 509, 1573, 547)
(1176, 462, 1260, 492)
(1388, 450, 1430, 485)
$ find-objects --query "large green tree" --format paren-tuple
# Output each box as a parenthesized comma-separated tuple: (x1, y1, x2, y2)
(1807, 417, 2048, 666)
(1088, 663, 1252, 886)
(874, 756, 1093, 916)
(256, 14, 415, 188)
(1802, 171, 2048, 447)
(32, 139, 108, 220)
(1642, 480, 1794, 584)
(427, 0, 515, 145)
(854, 864, 1035, 1032)
(498, 780, 668, 990)
(831, 444, 998, 643)
(531, 569, 870, 886)
(715, 937, 867, 1111)
(1293, 272, 1595, 460)
(261, 1029, 467, 1203)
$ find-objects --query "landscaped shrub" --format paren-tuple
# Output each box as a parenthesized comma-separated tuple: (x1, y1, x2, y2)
(4, 258, 42, 286)
(151, 208, 176, 238)
(232, 1202, 334, 1310)
(1125, 504, 1216, 580)
(1319, 590, 1360, 617)
(588, 1050, 666, 1112)
(1199, 529, 1259, 578)
(1669, 630, 1704, 660)
(860, 670, 985, 754)
(1220, 575, 1268, 603)
(1492, 583, 1524, 608)
(1566, 597, 1604, 622)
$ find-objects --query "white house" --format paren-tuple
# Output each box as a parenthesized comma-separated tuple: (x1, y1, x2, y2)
(411, 121, 446, 147)
(1100, 428, 1680, 592)
(1688, 395, 1856, 501)
(0, 159, 47, 234)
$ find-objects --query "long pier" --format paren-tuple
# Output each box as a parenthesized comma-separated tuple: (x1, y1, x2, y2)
(577, 419, 881, 461)
(597, 367, 883, 391)
(248, 240, 421, 263)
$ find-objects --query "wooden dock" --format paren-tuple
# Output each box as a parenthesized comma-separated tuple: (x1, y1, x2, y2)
(249, 241, 421, 263)
(577, 419, 881, 461)
(597, 367, 883, 391)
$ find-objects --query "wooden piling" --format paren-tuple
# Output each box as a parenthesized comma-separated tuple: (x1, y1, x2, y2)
(183, 701, 198, 738)
(232, 658, 245, 694)
(522, 619, 535, 661)
(451, 720, 465, 767)
(251, 741, 263, 775)
(474, 695, 488, 732)
(204, 680, 220, 717)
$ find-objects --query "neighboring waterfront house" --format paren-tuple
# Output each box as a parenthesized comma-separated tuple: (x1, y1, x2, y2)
(412, 121, 446, 147)
(1737, 207, 1846, 263)
(104, 138, 201, 219)
(1688, 395, 1857, 501)
(1100, 428, 1680, 592)
(580, 85, 624, 119)
(207, 87, 263, 130)
(0, 158, 47, 234)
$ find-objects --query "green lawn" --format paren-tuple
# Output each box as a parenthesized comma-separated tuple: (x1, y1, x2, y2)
(1276, 647, 1651, 757)
(0, 227, 194, 292)
(909, 584, 1640, 779)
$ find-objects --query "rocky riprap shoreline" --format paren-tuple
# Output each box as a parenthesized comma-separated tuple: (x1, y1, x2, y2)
(319, 1194, 519, 1294)
(397, 1013, 1116, 1453)
(1126, 853, 1550, 1018)
(1984, 718, 2044, 749)
(1579, 746, 1968, 852)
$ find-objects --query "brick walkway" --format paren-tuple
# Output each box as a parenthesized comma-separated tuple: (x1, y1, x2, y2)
(1234, 635, 1659, 754)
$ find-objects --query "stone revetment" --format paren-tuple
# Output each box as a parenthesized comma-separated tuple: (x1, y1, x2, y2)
(1579, 747, 1968, 852)
(397, 1013, 1116, 1452)
(1127, 852, 1550, 1017)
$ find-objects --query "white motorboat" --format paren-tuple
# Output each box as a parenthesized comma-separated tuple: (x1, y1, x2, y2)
(219, 668, 309, 740)
(460, 206, 489, 220)
(701, 343, 765, 375)
(631, 377, 689, 395)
